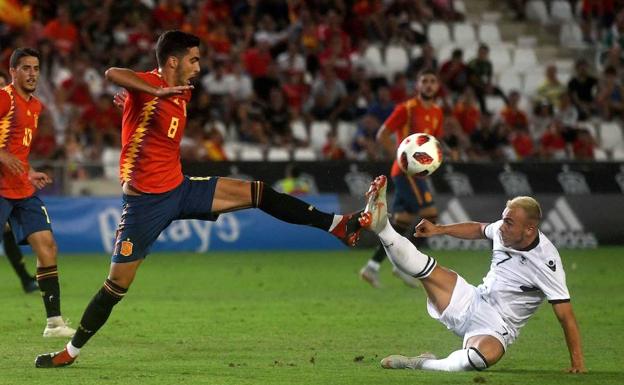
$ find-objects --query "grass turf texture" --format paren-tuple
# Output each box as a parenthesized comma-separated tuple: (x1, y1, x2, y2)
(0, 248, 623, 385)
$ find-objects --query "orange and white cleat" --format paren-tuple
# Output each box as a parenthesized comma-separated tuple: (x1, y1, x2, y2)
(359, 175, 389, 234)
(35, 349, 76, 368)
(331, 211, 365, 246)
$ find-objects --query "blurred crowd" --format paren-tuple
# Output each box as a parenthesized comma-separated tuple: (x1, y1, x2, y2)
(0, 0, 623, 181)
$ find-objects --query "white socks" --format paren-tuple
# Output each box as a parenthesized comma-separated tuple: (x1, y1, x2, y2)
(377, 219, 436, 279)
(366, 260, 381, 271)
(421, 348, 488, 372)
(66, 341, 80, 358)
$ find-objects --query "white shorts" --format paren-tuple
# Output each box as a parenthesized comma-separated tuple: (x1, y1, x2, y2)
(426, 275, 515, 351)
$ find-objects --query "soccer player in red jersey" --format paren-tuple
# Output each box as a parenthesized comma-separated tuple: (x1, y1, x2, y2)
(359, 69, 444, 288)
(35, 31, 363, 368)
(0, 48, 75, 336)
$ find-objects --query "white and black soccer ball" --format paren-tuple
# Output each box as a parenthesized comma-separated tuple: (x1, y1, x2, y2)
(396, 133, 443, 177)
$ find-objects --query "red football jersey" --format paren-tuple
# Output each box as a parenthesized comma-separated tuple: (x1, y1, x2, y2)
(0, 85, 42, 199)
(383, 97, 444, 177)
(119, 70, 191, 193)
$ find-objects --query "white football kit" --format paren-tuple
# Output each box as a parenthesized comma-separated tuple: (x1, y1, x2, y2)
(427, 220, 571, 350)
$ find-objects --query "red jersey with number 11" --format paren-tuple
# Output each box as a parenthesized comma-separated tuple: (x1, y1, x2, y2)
(120, 70, 191, 193)
(0, 84, 42, 199)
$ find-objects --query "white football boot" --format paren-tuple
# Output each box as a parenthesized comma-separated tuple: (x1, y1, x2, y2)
(359, 175, 389, 234)
(359, 264, 381, 288)
(43, 318, 76, 338)
(380, 353, 437, 369)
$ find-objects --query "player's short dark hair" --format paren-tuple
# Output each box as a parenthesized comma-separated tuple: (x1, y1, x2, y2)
(417, 68, 438, 79)
(155, 30, 200, 68)
(9, 48, 40, 69)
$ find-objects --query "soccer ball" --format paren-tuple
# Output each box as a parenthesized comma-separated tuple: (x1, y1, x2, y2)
(396, 133, 443, 177)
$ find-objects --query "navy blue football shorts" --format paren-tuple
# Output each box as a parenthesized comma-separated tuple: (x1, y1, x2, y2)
(112, 176, 219, 263)
(0, 195, 53, 245)
(392, 173, 435, 214)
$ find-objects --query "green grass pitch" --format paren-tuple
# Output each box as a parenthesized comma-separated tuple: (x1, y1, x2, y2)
(0, 247, 623, 385)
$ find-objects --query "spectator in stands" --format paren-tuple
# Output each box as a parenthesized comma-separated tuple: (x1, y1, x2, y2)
(30, 115, 58, 161)
(499, 90, 529, 131)
(277, 41, 306, 76)
(275, 165, 312, 195)
(467, 44, 507, 113)
(243, 35, 274, 78)
(234, 102, 269, 145)
(352, 114, 381, 160)
(453, 88, 481, 135)
(440, 48, 469, 95)
(573, 129, 596, 160)
(81, 94, 121, 137)
(367, 86, 395, 123)
(596, 66, 624, 120)
(319, 35, 352, 81)
(225, 61, 254, 103)
(389, 73, 410, 104)
(581, 0, 615, 43)
(57, 57, 96, 113)
(556, 93, 579, 129)
(408, 43, 437, 80)
(303, 66, 348, 126)
(201, 60, 231, 121)
(322, 131, 347, 160)
(42, 6, 79, 56)
(536, 65, 566, 107)
(282, 71, 310, 118)
(469, 114, 508, 160)
(202, 124, 228, 161)
(443, 116, 471, 161)
(568, 59, 598, 120)
(510, 126, 534, 160)
(532, 101, 555, 141)
(431, 0, 464, 21)
(540, 119, 569, 160)
(263, 88, 294, 146)
(152, 0, 185, 30)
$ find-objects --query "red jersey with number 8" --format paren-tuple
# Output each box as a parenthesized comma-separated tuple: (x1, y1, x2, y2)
(0, 85, 42, 199)
(120, 70, 191, 193)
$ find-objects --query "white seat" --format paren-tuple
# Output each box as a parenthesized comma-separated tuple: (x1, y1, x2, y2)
(511, 47, 538, 73)
(559, 22, 585, 49)
(239, 145, 264, 161)
(599, 122, 624, 151)
(555, 59, 575, 73)
(291, 119, 308, 142)
(410, 45, 422, 59)
(364, 44, 384, 76)
(336, 121, 357, 149)
(223, 142, 240, 160)
(428, 22, 452, 48)
(478, 23, 502, 45)
(385, 45, 409, 78)
(486, 96, 506, 114)
(267, 147, 291, 161)
(293, 147, 317, 161)
(522, 72, 543, 96)
(593, 148, 608, 160)
(517, 35, 537, 47)
(498, 71, 523, 93)
(525, 0, 549, 25)
(612, 146, 624, 160)
(551, 0, 574, 23)
(489, 46, 512, 73)
(453, 0, 467, 15)
(309, 121, 332, 150)
(453, 23, 476, 47)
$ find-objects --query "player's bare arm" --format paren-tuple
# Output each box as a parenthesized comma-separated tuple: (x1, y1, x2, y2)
(552, 301, 586, 373)
(104, 67, 193, 97)
(0, 149, 24, 175)
(376, 124, 396, 159)
(415, 219, 487, 240)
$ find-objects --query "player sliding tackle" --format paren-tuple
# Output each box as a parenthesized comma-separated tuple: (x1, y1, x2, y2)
(360, 176, 586, 373)
(35, 30, 363, 368)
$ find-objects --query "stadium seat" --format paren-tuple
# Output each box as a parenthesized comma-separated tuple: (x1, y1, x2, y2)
(498, 71, 523, 93)
(291, 119, 308, 142)
(223, 142, 240, 160)
(599, 122, 624, 151)
(410, 45, 422, 59)
(593, 148, 608, 160)
(337, 121, 357, 149)
(239, 145, 264, 161)
(511, 47, 538, 73)
(559, 22, 585, 49)
(551, 0, 574, 23)
(478, 23, 502, 45)
(309, 121, 332, 150)
(489, 46, 512, 73)
(364, 44, 384, 76)
(522, 72, 543, 96)
(453, 23, 477, 47)
(486, 96, 506, 114)
(385, 45, 409, 78)
(293, 147, 317, 161)
(267, 147, 291, 161)
(453, 0, 467, 15)
(555, 59, 575, 73)
(612, 146, 624, 160)
(517, 35, 537, 47)
(102, 148, 120, 179)
(428, 22, 452, 48)
(525, 0, 549, 25)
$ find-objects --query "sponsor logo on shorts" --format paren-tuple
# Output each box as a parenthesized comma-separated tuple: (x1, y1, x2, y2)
(120, 240, 133, 257)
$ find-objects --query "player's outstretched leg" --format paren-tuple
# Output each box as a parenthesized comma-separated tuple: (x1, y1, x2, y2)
(381, 348, 488, 371)
(3, 227, 38, 293)
(360, 176, 436, 280)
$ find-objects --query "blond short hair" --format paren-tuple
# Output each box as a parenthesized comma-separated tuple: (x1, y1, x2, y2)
(506, 196, 542, 223)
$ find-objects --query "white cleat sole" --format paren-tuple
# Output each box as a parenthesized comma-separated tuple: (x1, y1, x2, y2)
(360, 176, 388, 234)
(43, 325, 76, 338)
(381, 353, 437, 369)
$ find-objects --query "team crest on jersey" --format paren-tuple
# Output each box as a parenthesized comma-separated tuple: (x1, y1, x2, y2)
(120, 240, 133, 257)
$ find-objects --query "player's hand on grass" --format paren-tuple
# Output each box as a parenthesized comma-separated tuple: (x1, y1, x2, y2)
(0, 151, 25, 175)
(113, 90, 128, 109)
(153, 85, 194, 98)
(414, 219, 440, 237)
(28, 170, 52, 189)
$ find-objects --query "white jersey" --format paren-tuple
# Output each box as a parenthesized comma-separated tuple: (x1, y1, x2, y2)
(478, 220, 570, 338)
